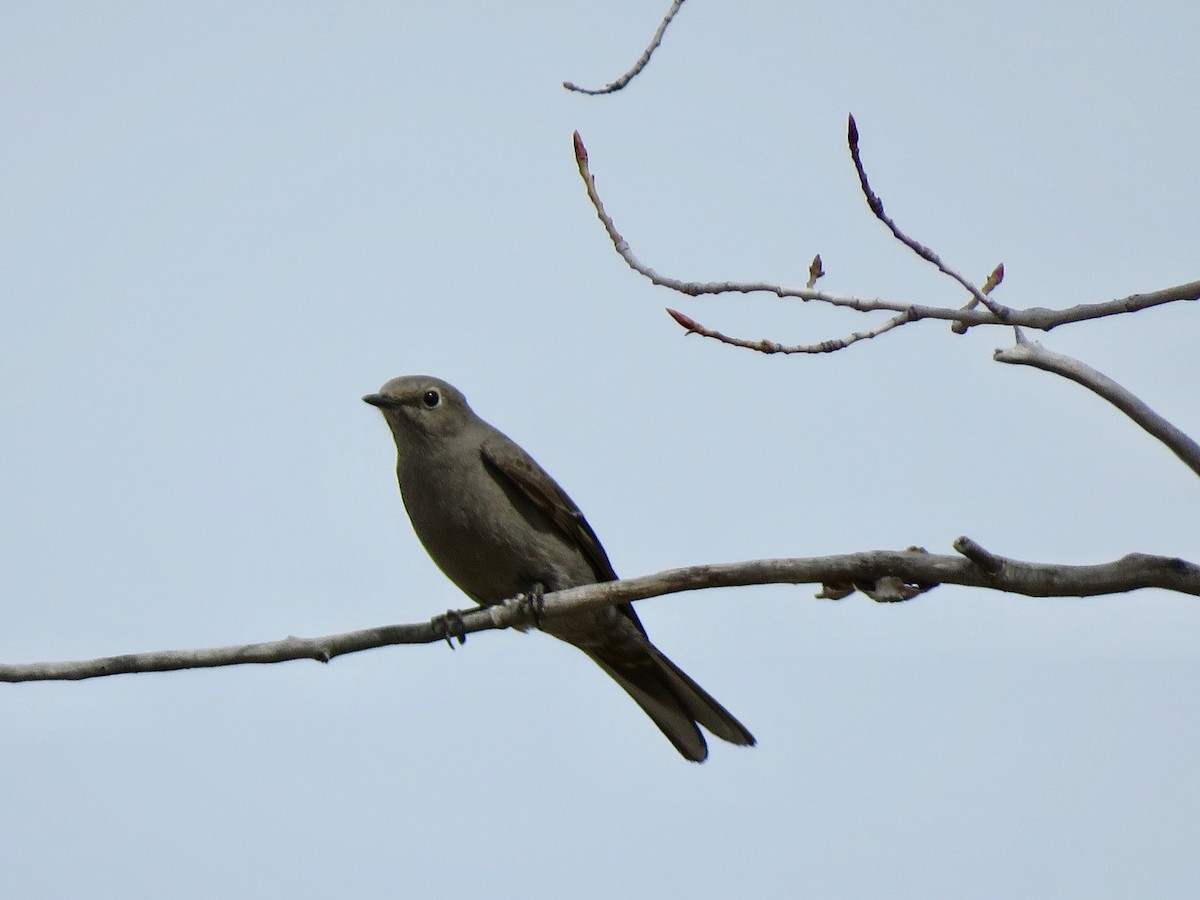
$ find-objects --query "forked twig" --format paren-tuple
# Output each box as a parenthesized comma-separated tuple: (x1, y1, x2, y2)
(571, 131, 1198, 335)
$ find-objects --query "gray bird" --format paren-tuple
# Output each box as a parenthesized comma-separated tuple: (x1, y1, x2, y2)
(363, 375, 755, 762)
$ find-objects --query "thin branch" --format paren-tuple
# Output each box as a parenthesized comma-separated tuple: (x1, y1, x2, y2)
(994, 334, 1200, 477)
(4, 543, 1198, 682)
(666, 306, 918, 354)
(563, 0, 686, 95)
(847, 114, 1010, 321)
(571, 132, 1199, 331)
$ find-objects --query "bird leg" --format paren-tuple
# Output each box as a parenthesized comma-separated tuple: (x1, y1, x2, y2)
(494, 584, 545, 632)
(431, 608, 468, 648)
(527, 582, 546, 629)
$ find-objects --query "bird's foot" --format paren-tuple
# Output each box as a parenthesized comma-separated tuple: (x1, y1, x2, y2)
(527, 582, 546, 629)
(431, 608, 467, 648)
(504, 583, 545, 632)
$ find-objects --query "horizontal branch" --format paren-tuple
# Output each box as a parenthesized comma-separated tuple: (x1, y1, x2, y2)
(1022, 280, 1200, 331)
(571, 131, 1199, 335)
(5, 543, 1197, 683)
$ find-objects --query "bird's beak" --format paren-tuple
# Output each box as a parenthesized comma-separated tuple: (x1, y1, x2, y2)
(362, 393, 396, 409)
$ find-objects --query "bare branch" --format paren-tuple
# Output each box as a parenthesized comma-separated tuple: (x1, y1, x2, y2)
(666, 306, 917, 354)
(847, 114, 1010, 321)
(994, 334, 1200, 477)
(563, 0, 686, 95)
(572, 132, 1198, 331)
(5, 544, 1198, 683)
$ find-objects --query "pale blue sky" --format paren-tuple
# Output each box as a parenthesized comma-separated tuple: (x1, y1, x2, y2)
(2, 2, 1198, 897)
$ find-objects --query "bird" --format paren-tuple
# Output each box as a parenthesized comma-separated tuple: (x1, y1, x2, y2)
(363, 375, 755, 762)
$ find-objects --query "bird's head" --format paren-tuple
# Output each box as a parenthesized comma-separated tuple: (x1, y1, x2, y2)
(363, 375, 475, 446)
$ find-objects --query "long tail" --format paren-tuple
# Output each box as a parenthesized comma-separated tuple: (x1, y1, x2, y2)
(587, 645, 755, 762)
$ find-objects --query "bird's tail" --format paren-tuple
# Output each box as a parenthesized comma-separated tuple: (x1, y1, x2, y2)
(587, 645, 755, 762)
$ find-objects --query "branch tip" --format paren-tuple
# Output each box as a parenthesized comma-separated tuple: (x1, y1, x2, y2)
(807, 254, 825, 289)
(984, 263, 1005, 293)
(954, 536, 1004, 575)
(666, 307, 699, 331)
(562, 0, 687, 96)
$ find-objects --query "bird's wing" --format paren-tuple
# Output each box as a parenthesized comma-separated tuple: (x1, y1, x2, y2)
(479, 436, 620, 586)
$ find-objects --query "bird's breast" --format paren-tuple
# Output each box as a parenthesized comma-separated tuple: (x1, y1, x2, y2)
(396, 449, 594, 605)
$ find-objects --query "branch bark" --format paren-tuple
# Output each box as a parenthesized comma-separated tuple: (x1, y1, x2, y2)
(995, 333, 1200, 477)
(666, 305, 917, 354)
(5, 543, 1196, 683)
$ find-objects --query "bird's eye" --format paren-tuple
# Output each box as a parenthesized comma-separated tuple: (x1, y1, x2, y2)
(422, 389, 441, 409)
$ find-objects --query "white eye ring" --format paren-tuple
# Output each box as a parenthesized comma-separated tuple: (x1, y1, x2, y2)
(421, 389, 441, 409)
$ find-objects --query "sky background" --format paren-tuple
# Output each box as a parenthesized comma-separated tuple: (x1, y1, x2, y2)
(2, 2, 1198, 897)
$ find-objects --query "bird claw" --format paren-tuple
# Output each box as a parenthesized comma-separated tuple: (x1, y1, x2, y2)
(505, 584, 546, 633)
(431, 609, 467, 648)
(528, 583, 545, 629)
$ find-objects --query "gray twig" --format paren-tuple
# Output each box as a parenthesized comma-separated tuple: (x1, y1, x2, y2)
(666, 307, 918, 354)
(563, 0, 686, 95)
(847, 114, 1010, 321)
(994, 333, 1200, 477)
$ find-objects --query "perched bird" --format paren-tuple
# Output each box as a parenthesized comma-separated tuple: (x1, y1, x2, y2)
(363, 375, 754, 762)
